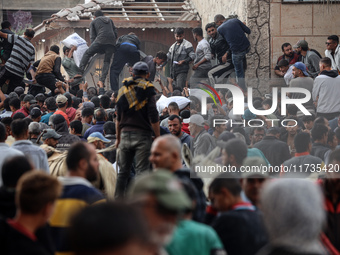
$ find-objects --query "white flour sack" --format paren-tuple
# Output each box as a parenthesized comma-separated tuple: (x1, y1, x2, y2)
(61, 33, 89, 67)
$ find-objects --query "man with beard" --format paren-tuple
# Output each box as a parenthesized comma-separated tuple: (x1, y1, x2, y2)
(205, 22, 233, 87)
(274, 43, 299, 77)
(49, 142, 105, 255)
(129, 170, 191, 255)
(294, 40, 320, 78)
(289, 62, 315, 116)
(249, 127, 265, 147)
(166, 27, 195, 89)
(168, 115, 191, 148)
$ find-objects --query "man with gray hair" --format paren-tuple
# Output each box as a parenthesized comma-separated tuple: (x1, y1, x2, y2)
(189, 114, 216, 157)
(259, 179, 325, 255)
(149, 135, 206, 222)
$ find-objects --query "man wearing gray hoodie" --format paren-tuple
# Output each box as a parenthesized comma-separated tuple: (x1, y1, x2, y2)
(78, 10, 117, 87)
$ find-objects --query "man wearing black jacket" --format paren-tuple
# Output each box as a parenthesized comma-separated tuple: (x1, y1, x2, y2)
(78, 10, 117, 87)
(254, 127, 291, 170)
(149, 135, 206, 222)
(0, 20, 14, 64)
(209, 174, 268, 255)
(109, 33, 141, 91)
(205, 22, 234, 86)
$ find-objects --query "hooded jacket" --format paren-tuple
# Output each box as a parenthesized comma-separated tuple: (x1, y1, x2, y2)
(54, 120, 80, 151)
(313, 70, 340, 114)
(90, 16, 117, 45)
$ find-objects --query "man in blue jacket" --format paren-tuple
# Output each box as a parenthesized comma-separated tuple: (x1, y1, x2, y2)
(216, 15, 251, 91)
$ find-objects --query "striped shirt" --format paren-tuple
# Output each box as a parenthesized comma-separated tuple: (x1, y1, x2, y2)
(5, 34, 35, 77)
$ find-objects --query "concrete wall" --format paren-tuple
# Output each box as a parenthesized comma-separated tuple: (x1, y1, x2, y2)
(190, 0, 247, 32)
(2, 0, 82, 10)
(270, 0, 340, 72)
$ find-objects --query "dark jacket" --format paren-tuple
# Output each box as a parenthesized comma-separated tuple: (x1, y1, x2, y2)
(212, 203, 268, 255)
(311, 142, 331, 161)
(254, 136, 291, 167)
(167, 39, 195, 76)
(323, 179, 340, 252)
(282, 152, 323, 178)
(180, 132, 192, 148)
(0, 187, 15, 219)
(116, 34, 141, 49)
(209, 32, 231, 64)
(103, 134, 116, 164)
(0, 28, 14, 60)
(217, 18, 251, 53)
(54, 121, 80, 151)
(83, 121, 106, 140)
(0, 218, 54, 255)
(174, 168, 206, 222)
(256, 245, 324, 255)
(90, 16, 117, 45)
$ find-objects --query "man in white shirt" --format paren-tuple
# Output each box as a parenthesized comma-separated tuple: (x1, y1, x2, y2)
(325, 35, 340, 73)
(313, 57, 340, 120)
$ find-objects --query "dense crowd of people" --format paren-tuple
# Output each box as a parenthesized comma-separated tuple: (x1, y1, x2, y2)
(0, 9, 339, 255)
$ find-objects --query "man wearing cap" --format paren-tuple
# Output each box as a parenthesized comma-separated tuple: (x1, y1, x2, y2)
(41, 129, 62, 148)
(289, 62, 315, 116)
(87, 131, 110, 150)
(14, 94, 36, 117)
(115, 61, 160, 198)
(294, 40, 320, 78)
(189, 114, 216, 157)
(325, 35, 340, 72)
(277, 59, 294, 86)
(313, 57, 340, 120)
(241, 157, 269, 208)
(40, 97, 57, 125)
(274, 43, 299, 77)
(53, 94, 70, 126)
(254, 127, 291, 169)
(129, 170, 191, 253)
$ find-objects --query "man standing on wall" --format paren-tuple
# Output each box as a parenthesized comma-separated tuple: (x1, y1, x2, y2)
(166, 27, 195, 89)
(216, 15, 251, 91)
(78, 10, 117, 87)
